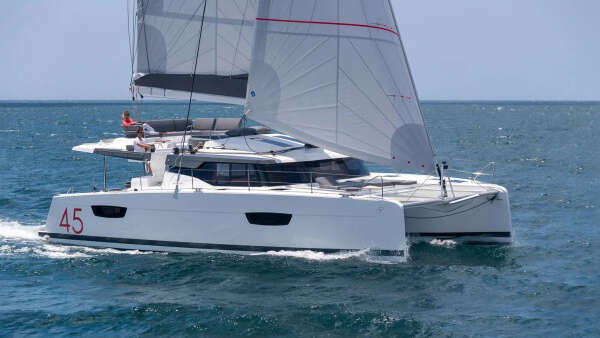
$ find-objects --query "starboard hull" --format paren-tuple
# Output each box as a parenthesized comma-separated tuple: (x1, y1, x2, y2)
(404, 185, 512, 244)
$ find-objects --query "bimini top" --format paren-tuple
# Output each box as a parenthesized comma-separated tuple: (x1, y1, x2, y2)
(71, 131, 349, 166)
(93, 148, 150, 161)
(170, 133, 348, 168)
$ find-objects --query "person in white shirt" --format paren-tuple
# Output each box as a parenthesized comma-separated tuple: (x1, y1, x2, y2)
(133, 128, 153, 175)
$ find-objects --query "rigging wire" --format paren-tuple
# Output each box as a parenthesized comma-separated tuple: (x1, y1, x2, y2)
(127, 0, 140, 121)
(126, 0, 135, 78)
(241, 115, 259, 155)
(175, 0, 209, 192)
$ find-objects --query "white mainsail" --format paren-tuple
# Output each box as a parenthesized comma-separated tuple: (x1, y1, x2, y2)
(135, 0, 257, 104)
(246, 0, 435, 173)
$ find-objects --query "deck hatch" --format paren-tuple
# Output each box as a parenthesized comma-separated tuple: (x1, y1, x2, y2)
(91, 205, 127, 218)
(245, 212, 292, 226)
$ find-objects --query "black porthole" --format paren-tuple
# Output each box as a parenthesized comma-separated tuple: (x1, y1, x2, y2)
(91, 205, 127, 218)
(245, 212, 292, 226)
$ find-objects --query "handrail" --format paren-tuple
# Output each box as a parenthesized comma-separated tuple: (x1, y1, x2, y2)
(167, 167, 421, 199)
(125, 178, 434, 201)
(122, 167, 457, 201)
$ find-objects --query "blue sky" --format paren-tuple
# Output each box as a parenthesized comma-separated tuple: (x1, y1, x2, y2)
(1, 1, 598, 100)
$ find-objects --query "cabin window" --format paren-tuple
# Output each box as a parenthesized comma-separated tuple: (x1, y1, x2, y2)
(169, 158, 369, 187)
(246, 212, 292, 226)
(230, 163, 246, 178)
(216, 163, 229, 178)
(229, 163, 247, 185)
(344, 158, 370, 176)
(170, 163, 260, 187)
(195, 162, 216, 182)
(91, 205, 127, 218)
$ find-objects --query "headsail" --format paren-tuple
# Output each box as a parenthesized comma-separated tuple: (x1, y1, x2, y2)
(246, 0, 435, 173)
(135, 0, 257, 104)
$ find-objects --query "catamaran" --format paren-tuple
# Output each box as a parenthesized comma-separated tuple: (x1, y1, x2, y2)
(39, 0, 511, 257)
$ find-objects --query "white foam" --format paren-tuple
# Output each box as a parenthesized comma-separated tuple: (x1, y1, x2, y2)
(0, 220, 44, 241)
(0, 220, 400, 261)
(429, 239, 457, 247)
(33, 244, 92, 259)
(0, 219, 153, 258)
(251, 248, 406, 263)
(252, 249, 368, 261)
(79, 246, 155, 255)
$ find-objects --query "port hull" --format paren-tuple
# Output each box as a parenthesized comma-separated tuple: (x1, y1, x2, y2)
(41, 189, 407, 256)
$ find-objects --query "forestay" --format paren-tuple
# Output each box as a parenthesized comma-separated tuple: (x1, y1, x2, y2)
(135, 0, 257, 104)
(246, 0, 435, 173)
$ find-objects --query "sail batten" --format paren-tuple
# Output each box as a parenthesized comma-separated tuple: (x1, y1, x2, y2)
(246, 0, 435, 172)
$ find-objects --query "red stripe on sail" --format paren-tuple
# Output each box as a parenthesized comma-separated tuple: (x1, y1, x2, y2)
(256, 17, 399, 36)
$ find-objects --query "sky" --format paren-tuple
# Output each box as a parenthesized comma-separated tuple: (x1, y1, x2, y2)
(0, 1, 598, 101)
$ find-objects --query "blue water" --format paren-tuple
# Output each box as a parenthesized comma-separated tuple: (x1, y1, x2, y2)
(1, 101, 599, 336)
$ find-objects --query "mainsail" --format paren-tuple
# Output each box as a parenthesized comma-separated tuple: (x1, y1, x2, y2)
(134, 0, 257, 104)
(246, 0, 435, 172)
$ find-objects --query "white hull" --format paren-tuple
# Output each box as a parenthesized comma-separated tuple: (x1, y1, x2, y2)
(404, 185, 512, 244)
(384, 175, 512, 244)
(41, 189, 408, 257)
(40, 171, 512, 257)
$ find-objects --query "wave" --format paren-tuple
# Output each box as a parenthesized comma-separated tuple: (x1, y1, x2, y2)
(1, 242, 156, 259)
(0, 219, 154, 259)
(252, 248, 406, 263)
(0, 220, 403, 262)
(429, 239, 457, 247)
(0, 219, 44, 241)
(252, 249, 368, 260)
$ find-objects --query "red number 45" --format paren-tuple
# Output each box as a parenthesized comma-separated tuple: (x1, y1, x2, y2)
(59, 208, 84, 234)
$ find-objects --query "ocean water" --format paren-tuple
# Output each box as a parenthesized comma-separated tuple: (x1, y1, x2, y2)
(0, 101, 599, 336)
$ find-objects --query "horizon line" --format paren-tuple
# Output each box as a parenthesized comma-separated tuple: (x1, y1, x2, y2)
(1, 99, 599, 103)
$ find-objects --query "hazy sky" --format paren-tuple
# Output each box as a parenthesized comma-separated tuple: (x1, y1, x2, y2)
(1, 1, 598, 100)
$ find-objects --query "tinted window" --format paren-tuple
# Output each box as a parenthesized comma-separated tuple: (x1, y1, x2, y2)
(170, 158, 369, 187)
(91, 205, 127, 218)
(169, 163, 258, 187)
(195, 163, 216, 182)
(342, 158, 370, 176)
(168, 163, 216, 182)
(216, 163, 229, 178)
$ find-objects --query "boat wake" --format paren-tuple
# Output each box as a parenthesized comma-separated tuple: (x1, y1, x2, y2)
(252, 249, 368, 260)
(0, 220, 405, 262)
(429, 239, 457, 247)
(0, 219, 43, 241)
(0, 219, 154, 259)
(252, 248, 406, 264)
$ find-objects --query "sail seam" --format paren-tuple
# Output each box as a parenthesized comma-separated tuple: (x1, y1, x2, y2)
(255, 17, 399, 36)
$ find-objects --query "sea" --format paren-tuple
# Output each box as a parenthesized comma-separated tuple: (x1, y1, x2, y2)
(0, 101, 598, 337)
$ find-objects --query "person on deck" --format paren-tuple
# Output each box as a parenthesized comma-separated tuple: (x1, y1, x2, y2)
(142, 122, 164, 137)
(122, 111, 136, 127)
(123, 110, 164, 137)
(133, 128, 153, 175)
